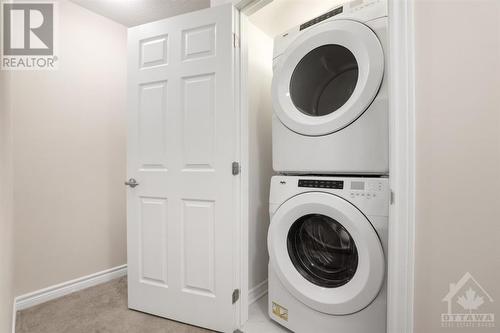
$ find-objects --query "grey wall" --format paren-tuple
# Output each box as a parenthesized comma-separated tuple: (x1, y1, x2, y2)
(11, 0, 127, 296)
(0, 70, 14, 333)
(414, 1, 500, 332)
(247, 22, 274, 292)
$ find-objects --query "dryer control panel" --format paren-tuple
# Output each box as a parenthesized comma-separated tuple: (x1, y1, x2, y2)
(299, 6, 343, 31)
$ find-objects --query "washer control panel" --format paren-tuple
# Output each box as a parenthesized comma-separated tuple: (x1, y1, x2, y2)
(270, 176, 389, 217)
(298, 179, 344, 189)
(349, 179, 384, 200)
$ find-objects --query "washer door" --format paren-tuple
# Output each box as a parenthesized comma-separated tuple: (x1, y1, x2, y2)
(268, 192, 384, 315)
(272, 19, 384, 136)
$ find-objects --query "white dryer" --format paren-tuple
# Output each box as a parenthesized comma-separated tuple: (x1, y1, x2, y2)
(272, 0, 388, 174)
(268, 175, 388, 333)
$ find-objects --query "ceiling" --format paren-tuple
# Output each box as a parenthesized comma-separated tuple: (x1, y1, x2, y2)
(70, 0, 210, 27)
(249, 0, 344, 38)
(70, 0, 344, 36)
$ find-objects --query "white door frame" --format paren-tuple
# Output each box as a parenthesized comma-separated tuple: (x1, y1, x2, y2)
(216, 3, 268, 328)
(235, 0, 417, 331)
(212, 0, 273, 15)
(237, 10, 249, 327)
(232, 5, 246, 329)
(387, 0, 416, 332)
(209, 2, 264, 327)
(236, 6, 269, 328)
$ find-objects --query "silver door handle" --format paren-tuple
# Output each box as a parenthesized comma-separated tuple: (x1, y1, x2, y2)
(125, 178, 139, 188)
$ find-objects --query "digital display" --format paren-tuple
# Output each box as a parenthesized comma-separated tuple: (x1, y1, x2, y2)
(350, 181, 365, 190)
(298, 179, 344, 189)
(300, 6, 343, 31)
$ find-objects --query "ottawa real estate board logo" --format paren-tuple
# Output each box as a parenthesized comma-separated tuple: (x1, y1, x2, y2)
(1, 1, 58, 70)
(441, 272, 495, 329)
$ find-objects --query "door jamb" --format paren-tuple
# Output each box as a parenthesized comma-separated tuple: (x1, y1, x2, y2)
(387, 0, 416, 332)
(212, 0, 274, 15)
(229, 3, 257, 328)
(237, 9, 250, 328)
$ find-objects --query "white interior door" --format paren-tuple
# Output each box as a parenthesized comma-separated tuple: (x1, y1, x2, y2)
(126, 5, 239, 332)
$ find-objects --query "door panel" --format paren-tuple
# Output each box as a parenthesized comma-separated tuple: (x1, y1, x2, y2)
(182, 73, 215, 170)
(182, 24, 216, 61)
(182, 199, 215, 295)
(140, 197, 168, 286)
(138, 81, 168, 169)
(140, 35, 168, 68)
(127, 4, 237, 332)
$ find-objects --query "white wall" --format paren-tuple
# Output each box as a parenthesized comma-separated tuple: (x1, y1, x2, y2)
(413, 1, 500, 332)
(11, 0, 127, 296)
(0, 70, 14, 333)
(246, 22, 274, 292)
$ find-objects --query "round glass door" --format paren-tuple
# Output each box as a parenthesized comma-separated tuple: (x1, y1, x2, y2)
(267, 192, 385, 314)
(271, 19, 384, 136)
(287, 214, 358, 288)
(290, 45, 358, 117)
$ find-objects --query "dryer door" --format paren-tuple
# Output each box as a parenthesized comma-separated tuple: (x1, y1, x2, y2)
(272, 19, 384, 136)
(268, 192, 384, 315)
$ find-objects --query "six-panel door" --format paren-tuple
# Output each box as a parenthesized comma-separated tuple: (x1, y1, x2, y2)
(126, 4, 238, 332)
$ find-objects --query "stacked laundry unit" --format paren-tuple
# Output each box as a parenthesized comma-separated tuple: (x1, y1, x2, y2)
(267, 1, 390, 332)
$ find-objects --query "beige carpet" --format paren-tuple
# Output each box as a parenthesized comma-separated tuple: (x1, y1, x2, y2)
(16, 277, 213, 333)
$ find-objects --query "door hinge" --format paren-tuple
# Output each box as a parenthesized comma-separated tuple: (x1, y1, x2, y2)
(232, 161, 240, 175)
(232, 289, 240, 304)
(233, 33, 240, 48)
(390, 190, 395, 204)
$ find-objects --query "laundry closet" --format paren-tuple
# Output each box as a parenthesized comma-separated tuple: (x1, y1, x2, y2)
(262, 1, 389, 332)
(125, 1, 389, 332)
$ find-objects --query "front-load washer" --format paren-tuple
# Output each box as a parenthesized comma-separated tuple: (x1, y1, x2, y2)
(272, 0, 388, 174)
(268, 175, 388, 333)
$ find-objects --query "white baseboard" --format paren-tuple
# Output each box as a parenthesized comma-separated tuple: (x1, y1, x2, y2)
(14, 264, 127, 313)
(248, 279, 268, 305)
